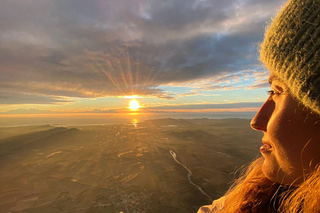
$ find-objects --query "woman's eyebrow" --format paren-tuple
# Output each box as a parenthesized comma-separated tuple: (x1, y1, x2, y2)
(268, 75, 277, 84)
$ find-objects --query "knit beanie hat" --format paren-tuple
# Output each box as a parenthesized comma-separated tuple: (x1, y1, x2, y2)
(260, 0, 320, 115)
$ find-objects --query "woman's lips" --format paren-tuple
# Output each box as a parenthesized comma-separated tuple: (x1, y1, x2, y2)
(260, 143, 272, 152)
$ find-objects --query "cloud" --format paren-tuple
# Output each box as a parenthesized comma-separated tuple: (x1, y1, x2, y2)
(145, 102, 263, 110)
(1, 108, 55, 114)
(246, 71, 270, 90)
(247, 82, 270, 90)
(0, 92, 72, 105)
(178, 92, 200, 97)
(0, 0, 286, 105)
(168, 70, 267, 93)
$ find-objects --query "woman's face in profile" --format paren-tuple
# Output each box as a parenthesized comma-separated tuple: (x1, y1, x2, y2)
(250, 72, 320, 185)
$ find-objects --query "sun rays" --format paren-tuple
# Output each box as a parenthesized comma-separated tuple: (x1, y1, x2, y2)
(85, 42, 160, 99)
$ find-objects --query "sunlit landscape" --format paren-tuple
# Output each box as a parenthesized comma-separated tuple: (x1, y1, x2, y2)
(0, 118, 262, 212)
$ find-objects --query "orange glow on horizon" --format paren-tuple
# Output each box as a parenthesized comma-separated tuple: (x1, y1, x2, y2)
(0, 107, 260, 116)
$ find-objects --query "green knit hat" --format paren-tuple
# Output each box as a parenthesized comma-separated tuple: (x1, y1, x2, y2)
(260, 0, 320, 114)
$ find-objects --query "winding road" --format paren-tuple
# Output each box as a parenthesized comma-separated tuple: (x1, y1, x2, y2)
(169, 150, 213, 200)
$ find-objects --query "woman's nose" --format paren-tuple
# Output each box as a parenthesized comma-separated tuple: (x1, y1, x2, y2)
(250, 99, 274, 131)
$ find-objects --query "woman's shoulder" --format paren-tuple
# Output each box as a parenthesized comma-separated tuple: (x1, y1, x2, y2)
(197, 196, 226, 213)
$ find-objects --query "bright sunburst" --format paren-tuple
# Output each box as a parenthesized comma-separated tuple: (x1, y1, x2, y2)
(129, 100, 141, 111)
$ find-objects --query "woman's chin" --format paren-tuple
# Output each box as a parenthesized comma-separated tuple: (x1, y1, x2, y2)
(261, 158, 281, 183)
(262, 159, 303, 185)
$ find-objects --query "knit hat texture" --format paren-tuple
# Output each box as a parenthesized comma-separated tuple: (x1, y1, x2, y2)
(260, 0, 320, 114)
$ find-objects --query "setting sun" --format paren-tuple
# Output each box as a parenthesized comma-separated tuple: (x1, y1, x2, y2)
(129, 100, 141, 111)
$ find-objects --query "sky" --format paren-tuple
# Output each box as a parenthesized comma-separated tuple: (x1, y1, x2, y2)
(0, 0, 287, 114)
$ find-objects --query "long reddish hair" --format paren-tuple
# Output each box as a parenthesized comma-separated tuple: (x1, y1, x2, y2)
(222, 158, 320, 212)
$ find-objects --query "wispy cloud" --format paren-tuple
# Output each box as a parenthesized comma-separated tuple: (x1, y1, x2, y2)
(167, 70, 268, 93)
(247, 82, 270, 90)
(0, 91, 72, 105)
(145, 101, 263, 110)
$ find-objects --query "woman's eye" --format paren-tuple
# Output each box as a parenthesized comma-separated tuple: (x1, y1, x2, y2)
(267, 90, 281, 96)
